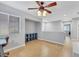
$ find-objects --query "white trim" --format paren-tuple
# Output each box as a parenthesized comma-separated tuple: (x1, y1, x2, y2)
(0, 11, 9, 15)
(4, 44, 25, 52)
(38, 38, 64, 45)
(0, 11, 20, 17)
(77, 22, 79, 40)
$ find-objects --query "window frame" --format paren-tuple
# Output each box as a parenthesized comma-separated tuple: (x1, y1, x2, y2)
(0, 11, 21, 34)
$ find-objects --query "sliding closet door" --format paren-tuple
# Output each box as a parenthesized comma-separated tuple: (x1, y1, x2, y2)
(0, 13, 9, 35)
(25, 20, 36, 33)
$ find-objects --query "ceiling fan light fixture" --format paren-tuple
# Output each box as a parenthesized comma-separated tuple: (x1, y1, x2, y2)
(37, 10, 42, 16)
(37, 10, 47, 16)
(64, 14, 67, 17)
(43, 11, 47, 16)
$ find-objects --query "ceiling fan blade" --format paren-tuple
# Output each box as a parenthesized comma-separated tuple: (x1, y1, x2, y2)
(44, 9, 52, 14)
(36, 1, 41, 6)
(45, 2, 57, 7)
(28, 8, 38, 10)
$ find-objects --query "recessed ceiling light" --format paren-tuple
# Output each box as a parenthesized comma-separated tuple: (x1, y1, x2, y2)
(64, 14, 67, 16)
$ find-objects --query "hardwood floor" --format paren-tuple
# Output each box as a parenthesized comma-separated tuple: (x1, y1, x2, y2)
(7, 40, 64, 57)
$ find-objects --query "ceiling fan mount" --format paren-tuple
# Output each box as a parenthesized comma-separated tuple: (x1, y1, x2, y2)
(40, 1, 44, 5)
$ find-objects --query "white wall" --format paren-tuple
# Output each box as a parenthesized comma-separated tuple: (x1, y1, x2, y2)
(25, 19, 65, 44)
(38, 20, 65, 44)
(60, 17, 79, 40)
(0, 3, 41, 51)
(0, 13, 9, 35)
(42, 21, 62, 32)
(38, 32, 65, 44)
(71, 17, 79, 40)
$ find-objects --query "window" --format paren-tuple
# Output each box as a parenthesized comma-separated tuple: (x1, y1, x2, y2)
(9, 15, 20, 34)
(0, 13, 8, 35)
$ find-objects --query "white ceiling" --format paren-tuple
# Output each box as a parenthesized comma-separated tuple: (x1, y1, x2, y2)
(1, 1, 79, 21)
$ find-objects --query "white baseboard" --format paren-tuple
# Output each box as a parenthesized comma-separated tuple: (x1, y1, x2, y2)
(38, 38, 64, 45)
(4, 44, 25, 52)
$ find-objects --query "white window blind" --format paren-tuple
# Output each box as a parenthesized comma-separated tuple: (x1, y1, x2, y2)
(9, 15, 19, 33)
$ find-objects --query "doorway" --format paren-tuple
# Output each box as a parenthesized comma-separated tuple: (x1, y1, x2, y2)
(64, 24, 71, 38)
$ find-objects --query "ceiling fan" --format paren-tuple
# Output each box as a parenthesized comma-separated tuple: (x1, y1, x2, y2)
(28, 1, 57, 14)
